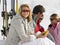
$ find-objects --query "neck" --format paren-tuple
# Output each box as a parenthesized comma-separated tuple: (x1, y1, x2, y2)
(51, 23, 57, 29)
(36, 19, 41, 24)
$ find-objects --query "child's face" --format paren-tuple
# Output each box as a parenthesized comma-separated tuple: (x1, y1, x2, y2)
(51, 18, 57, 24)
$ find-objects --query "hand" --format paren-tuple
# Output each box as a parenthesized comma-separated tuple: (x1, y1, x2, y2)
(36, 30, 49, 38)
(41, 30, 49, 37)
(36, 34, 46, 38)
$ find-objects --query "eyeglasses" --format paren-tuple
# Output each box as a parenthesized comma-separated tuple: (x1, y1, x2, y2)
(22, 10, 30, 12)
(50, 18, 57, 21)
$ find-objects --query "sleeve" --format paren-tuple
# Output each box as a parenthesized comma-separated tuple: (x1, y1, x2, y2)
(47, 25, 55, 42)
(28, 21, 35, 35)
(47, 33, 55, 42)
(58, 22, 60, 35)
(55, 22, 60, 36)
(11, 19, 30, 42)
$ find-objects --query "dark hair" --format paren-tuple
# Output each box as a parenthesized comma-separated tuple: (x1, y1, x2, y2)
(50, 13, 58, 21)
(33, 5, 45, 14)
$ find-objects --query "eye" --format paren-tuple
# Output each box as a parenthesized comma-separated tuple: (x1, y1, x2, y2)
(22, 10, 30, 12)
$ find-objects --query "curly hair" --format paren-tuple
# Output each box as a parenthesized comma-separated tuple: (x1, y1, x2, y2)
(19, 4, 32, 22)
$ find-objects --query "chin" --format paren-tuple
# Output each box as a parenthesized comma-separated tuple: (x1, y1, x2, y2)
(24, 16, 28, 18)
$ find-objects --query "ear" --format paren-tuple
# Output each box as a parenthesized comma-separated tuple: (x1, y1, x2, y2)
(57, 18, 60, 22)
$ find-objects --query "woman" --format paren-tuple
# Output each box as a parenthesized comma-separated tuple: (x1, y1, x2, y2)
(5, 4, 35, 45)
(48, 14, 60, 45)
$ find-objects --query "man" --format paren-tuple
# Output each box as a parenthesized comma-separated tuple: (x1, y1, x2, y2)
(32, 5, 47, 37)
(32, 5, 55, 42)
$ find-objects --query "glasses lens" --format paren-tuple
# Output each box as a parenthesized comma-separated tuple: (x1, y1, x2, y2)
(50, 18, 57, 21)
(22, 10, 30, 12)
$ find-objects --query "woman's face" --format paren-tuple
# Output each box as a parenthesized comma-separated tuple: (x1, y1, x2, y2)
(21, 7, 30, 18)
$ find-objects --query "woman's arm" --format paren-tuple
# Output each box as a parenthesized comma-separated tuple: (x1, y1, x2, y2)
(12, 20, 31, 42)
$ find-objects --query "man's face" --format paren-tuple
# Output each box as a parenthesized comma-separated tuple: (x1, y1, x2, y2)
(34, 12, 43, 23)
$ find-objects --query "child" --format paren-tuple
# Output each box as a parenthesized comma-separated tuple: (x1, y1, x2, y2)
(48, 13, 60, 45)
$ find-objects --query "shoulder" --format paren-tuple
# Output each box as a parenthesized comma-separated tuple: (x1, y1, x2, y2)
(29, 20, 35, 26)
(12, 14, 23, 21)
(57, 22, 60, 25)
(11, 14, 23, 26)
(29, 20, 34, 24)
(29, 20, 36, 29)
(57, 22, 60, 27)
